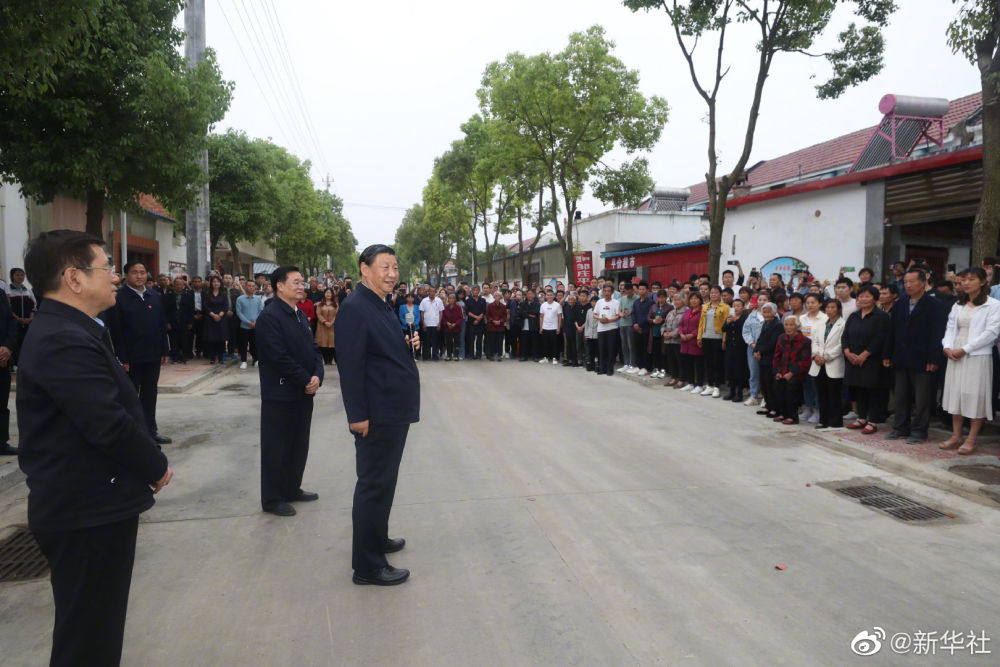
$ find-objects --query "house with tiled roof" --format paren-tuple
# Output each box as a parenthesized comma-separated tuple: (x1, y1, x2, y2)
(700, 91, 985, 283)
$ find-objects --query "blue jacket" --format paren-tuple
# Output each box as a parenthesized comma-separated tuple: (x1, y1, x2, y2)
(336, 283, 420, 425)
(236, 294, 265, 330)
(106, 286, 169, 364)
(888, 293, 947, 370)
(631, 295, 655, 332)
(255, 298, 324, 401)
(398, 303, 420, 330)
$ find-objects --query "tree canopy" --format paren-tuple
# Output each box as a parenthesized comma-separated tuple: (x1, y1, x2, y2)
(0, 0, 233, 236)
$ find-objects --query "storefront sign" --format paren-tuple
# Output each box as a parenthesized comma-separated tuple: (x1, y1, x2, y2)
(573, 251, 594, 285)
(605, 255, 636, 271)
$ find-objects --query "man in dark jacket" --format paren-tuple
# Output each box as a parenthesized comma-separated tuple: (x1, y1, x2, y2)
(163, 276, 195, 363)
(18, 230, 171, 666)
(0, 289, 20, 456)
(885, 268, 948, 444)
(335, 244, 420, 586)
(107, 261, 172, 445)
(520, 289, 541, 361)
(465, 285, 486, 359)
(255, 266, 324, 517)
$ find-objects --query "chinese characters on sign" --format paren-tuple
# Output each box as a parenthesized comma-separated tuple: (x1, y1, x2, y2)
(604, 255, 636, 271)
(573, 251, 593, 286)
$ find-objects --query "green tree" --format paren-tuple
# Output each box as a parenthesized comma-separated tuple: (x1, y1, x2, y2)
(478, 26, 669, 279)
(948, 0, 1000, 264)
(0, 0, 232, 237)
(624, 0, 895, 282)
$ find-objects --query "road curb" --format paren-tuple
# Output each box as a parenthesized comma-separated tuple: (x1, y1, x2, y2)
(159, 364, 228, 394)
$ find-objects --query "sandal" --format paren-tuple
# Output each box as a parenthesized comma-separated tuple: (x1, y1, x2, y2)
(939, 437, 963, 450)
(957, 441, 978, 455)
(846, 420, 868, 430)
(861, 423, 878, 435)
(781, 418, 799, 425)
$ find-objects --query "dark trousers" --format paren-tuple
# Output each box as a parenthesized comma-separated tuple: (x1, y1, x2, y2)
(444, 330, 460, 357)
(467, 324, 485, 359)
(564, 328, 578, 364)
(816, 369, 844, 427)
(238, 328, 257, 363)
(854, 386, 880, 423)
(575, 329, 586, 364)
(260, 399, 314, 507)
(702, 338, 724, 387)
(127, 361, 161, 435)
(585, 338, 598, 369)
(892, 368, 934, 438)
(353, 423, 409, 573)
(422, 326, 439, 360)
(0, 366, 10, 445)
(634, 329, 650, 370)
(760, 365, 776, 410)
(506, 329, 518, 355)
(320, 347, 336, 365)
(486, 330, 504, 358)
(774, 377, 804, 420)
(541, 329, 558, 360)
(598, 329, 617, 375)
(180, 323, 194, 360)
(192, 314, 204, 356)
(650, 339, 665, 372)
(520, 329, 539, 360)
(35, 517, 139, 667)
(664, 344, 681, 378)
(680, 352, 704, 385)
(167, 325, 182, 361)
(228, 317, 240, 357)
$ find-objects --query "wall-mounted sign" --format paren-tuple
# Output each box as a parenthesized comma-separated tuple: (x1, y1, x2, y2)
(573, 251, 594, 285)
(605, 255, 636, 271)
(759, 256, 811, 285)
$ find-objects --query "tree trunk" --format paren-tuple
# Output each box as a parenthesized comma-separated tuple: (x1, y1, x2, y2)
(708, 203, 726, 285)
(972, 45, 1000, 265)
(229, 240, 242, 277)
(516, 205, 524, 286)
(85, 189, 104, 238)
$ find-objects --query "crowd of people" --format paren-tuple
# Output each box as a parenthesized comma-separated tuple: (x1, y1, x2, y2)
(396, 259, 1000, 454)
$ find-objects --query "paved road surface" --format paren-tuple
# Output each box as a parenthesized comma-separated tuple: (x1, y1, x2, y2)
(1, 361, 998, 665)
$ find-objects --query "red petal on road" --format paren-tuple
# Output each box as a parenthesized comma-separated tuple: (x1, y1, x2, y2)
(527, 497, 536, 501)
(775, 564, 787, 570)
(805, 483, 811, 487)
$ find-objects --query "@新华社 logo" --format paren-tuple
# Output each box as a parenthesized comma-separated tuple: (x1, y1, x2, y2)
(851, 627, 886, 656)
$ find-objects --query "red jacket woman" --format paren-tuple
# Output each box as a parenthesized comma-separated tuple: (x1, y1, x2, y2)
(773, 329, 812, 380)
(485, 301, 508, 333)
(441, 303, 464, 332)
(679, 305, 704, 356)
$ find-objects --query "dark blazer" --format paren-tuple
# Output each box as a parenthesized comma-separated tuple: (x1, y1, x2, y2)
(255, 298, 324, 402)
(888, 293, 947, 370)
(16, 299, 168, 533)
(755, 318, 783, 367)
(842, 308, 891, 388)
(335, 283, 420, 425)
(0, 292, 18, 354)
(163, 287, 195, 328)
(107, 286, 169, 364)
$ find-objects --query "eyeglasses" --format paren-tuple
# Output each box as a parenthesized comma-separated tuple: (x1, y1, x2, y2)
(77, 264, 117, 274)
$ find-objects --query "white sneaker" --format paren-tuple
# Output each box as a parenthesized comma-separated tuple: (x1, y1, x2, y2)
(240, 362, 247, 370)
(843, 411, 858, 421)
(700, 386, 714, 396)
(711, 387, 721, 398)
(808, 412, 820, 424)
(539, 359, 548, 364)
(504, 352, 510, 359)
(552, 359, 559, 365)
(743, 396, 760, 406)
(626, 367, 638, 374)
(679, 384, 693, 391)
(690, 385, 703, 394)
(637, 369, 647, 376)
(616, 366, 627, 373)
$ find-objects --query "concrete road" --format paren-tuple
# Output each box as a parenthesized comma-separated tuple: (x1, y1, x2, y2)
(1, 360, 998, 665)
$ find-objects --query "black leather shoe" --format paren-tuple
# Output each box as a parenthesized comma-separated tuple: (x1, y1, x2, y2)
(352, 566, 410, 586)
(290, 490, 319, 502)
(885, 430, 909, 440)
(384, 537, 405, 553)
(263, 502, 296, 516)
(0, 443, 19, 456)
(152, 433, 172, 444)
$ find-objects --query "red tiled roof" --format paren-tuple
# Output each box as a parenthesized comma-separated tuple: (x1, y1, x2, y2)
(685, 91, 982, 206)
(137, 194, 176, 222)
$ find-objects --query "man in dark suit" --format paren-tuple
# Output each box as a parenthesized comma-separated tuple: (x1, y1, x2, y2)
(163, 276, 195, 363)
(107, 261, 172, 445)
(0, 288, 19, 456)
(255, 266, 324, 517)
(17, 230, 172, 666)
(885, 268, 948, 444)
(336, 244, 420, 586)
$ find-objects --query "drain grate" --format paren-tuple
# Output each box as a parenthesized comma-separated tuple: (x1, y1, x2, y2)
(0, 526, 49, 582)
(834, 485, 950, 522)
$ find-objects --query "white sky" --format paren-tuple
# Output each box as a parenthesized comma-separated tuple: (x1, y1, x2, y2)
(198, 0, 980, 252)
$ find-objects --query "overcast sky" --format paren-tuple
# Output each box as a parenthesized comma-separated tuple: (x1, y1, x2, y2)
(197, 0, 979, 252)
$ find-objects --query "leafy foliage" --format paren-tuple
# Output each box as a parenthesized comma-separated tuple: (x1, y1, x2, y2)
(0, 0, 233, 235)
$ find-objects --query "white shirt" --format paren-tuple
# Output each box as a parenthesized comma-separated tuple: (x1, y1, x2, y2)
(840, 298, 858, 320)
(594, 298, 621, 333)
(539, 301, 561, 330)
(484, 293, 495, 304)
(419, 296, 444, 327)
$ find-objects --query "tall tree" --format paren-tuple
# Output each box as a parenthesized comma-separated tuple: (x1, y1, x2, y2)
(0, 0, 232, 237)
(624, 0, 895, 282)
(479, 26, 669, 279)
(948, 0, 1000, 264)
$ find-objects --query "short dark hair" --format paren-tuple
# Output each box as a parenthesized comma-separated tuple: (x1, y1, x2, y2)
(123, 261, 147, 275)
(835, 277, 854, 288)
(722, 269, 734, 277)
(359, 244, 395, 268)
(881, 283, 899, 295)
(624, 282, 634, 290)
(904, 268, 927, 283)
(271, 266, 301, 292)
(823, 298, 843, 315)
(804, 293, 822, 304)
(24, 230, 105, 296)
(789, 292, 804, 302)
(637, 280, 648, 288)
(859, 267, 874, 277)
(858, 285, 880, 301)
(9, 267, 24, 280)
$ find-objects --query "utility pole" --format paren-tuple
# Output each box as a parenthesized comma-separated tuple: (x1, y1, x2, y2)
(184, 0, 211, 276)
(322, 174, 334, 192)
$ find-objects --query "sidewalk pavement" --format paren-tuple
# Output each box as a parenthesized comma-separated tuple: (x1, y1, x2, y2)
(0, 358, 231, 491)
(618, 368, 1000, 507)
